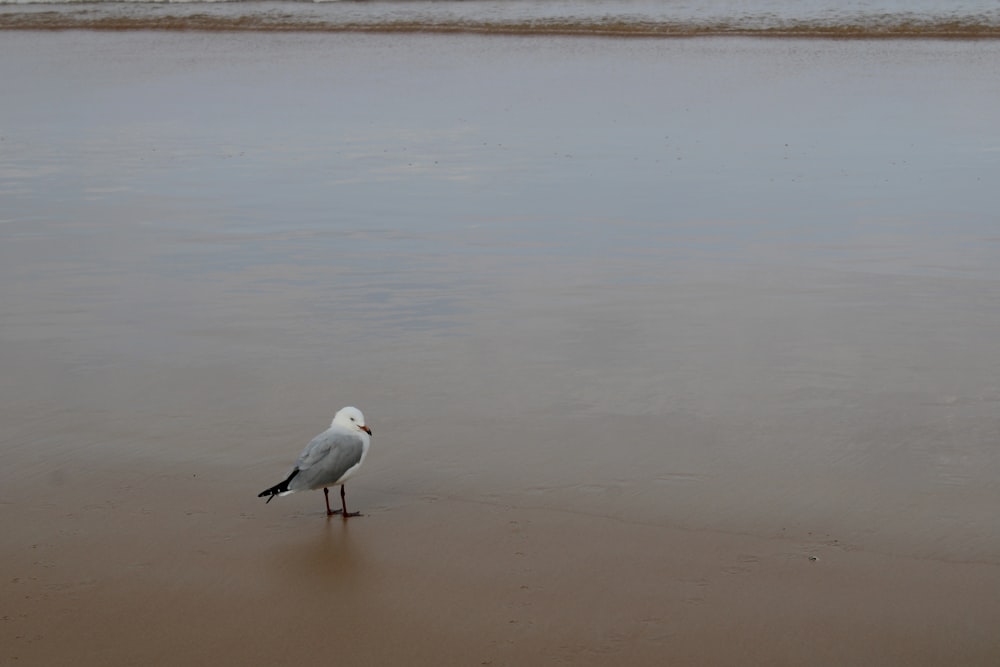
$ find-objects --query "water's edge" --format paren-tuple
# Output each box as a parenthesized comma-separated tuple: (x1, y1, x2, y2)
(3, 11, 1000, 38)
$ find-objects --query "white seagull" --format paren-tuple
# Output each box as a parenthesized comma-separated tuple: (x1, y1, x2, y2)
(258, 406, 372, 517)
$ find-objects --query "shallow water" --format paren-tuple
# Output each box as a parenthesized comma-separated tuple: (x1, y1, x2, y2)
(1, 32, 999, 563)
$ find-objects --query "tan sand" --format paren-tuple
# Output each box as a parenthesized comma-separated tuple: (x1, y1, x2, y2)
(2, 31, 1000, 665)
(4, 451, 999, 665)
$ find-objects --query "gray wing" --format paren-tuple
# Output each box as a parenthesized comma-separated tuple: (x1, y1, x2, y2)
(287, 428, 365, 492)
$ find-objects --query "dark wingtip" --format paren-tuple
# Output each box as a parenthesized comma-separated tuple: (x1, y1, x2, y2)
(258, 468, 299, 503)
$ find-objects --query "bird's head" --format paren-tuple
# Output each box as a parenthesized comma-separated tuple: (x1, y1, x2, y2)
(333, 406, 372, 436)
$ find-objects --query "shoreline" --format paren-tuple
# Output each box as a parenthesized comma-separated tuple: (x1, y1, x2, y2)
(3, 15, 1000, 39)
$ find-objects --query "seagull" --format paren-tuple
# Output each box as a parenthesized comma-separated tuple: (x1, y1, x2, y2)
(257, 406, 372, 517)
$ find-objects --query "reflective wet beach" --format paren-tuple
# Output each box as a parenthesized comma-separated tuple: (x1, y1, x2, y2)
(2, 31, 999, 664)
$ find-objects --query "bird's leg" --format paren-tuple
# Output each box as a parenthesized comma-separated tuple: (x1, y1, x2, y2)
(340, 484, 361, 518)
(324, 487, 342, 516)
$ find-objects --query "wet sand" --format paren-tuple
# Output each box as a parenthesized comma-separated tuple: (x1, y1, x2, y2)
(2, 32, 1000, 664)
(6, 462, 1000, 665)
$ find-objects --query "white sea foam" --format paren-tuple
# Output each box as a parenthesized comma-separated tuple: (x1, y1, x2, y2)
(2, 0, 999, 37)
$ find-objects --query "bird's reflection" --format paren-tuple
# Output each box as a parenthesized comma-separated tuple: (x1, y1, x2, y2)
(270, 514, 372, 591)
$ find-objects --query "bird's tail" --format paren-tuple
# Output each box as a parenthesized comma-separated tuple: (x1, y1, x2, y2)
(257, 469, 299, 504)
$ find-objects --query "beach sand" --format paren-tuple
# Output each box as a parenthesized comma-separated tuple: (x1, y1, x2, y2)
(2, 31, 1000, 665)
(6, 459, 1000, 665)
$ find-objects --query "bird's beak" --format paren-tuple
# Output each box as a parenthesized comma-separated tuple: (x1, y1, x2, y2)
(361, 425, 372, 436)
